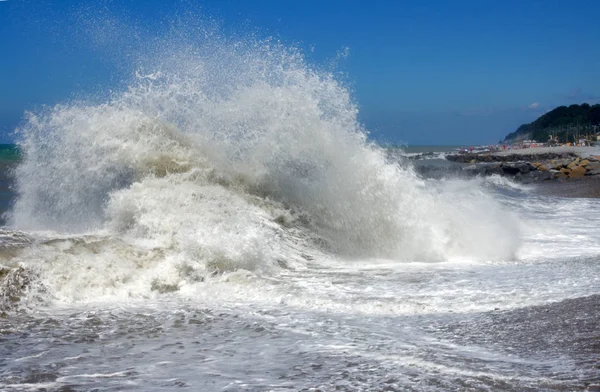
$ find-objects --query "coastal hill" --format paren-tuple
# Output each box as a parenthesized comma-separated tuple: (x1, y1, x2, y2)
(503, 103, 600, 144)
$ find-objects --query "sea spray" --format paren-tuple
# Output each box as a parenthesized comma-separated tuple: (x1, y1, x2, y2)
(7, 27, 521, 303)
(1, 10, 598, 391)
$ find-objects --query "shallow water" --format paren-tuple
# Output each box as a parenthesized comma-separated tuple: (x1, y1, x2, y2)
(1, 186, 599, 391)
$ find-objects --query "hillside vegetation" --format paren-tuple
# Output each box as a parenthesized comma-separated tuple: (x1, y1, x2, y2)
(504, 103, 600, 143)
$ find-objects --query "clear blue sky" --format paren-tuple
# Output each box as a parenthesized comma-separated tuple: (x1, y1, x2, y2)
(1, 0, 599, 145)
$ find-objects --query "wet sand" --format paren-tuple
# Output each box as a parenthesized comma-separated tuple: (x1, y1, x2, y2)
(436, 294, 600, 391)
(533, 176, 600, 198)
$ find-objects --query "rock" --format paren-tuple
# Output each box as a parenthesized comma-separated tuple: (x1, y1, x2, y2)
(445, 151, 597, 182)
(586, 162, 600, 171)
(475, 163, 498, 174)
(554, 172, 567, 179)
(586, 166, 600, 176)
(461, 163, 504, 177)
(537, 171, 552, 180)
(501, 164, 521, 175)
(516, 162, 532, 173)
(483, 164, 503, 176)
(560, 167, 571, 175)
(462, 164, 488, 177)
(446, 151, 579, 164)
(501, 161, 533, 175)
(520, 172, 535, 184)
(445, 153, 478, 163)
(569, 166, 587, 178)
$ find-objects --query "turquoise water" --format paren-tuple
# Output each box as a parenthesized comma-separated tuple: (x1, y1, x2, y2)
(0, 144, 20, 161)
(0, 144, 19, 222)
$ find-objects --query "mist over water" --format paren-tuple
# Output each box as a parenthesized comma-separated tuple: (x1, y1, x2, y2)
(10, 22, 518, 267)
(1, 11, 598, 391)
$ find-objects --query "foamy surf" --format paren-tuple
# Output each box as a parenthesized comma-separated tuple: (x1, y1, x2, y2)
(11, 31, 519, 272)
(1, 13, 598, 392)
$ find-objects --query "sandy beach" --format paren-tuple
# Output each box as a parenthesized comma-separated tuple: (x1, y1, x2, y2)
(494, 145, 600, 158)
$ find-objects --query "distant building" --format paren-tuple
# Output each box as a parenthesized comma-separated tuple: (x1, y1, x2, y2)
(520, 140, 539, 148)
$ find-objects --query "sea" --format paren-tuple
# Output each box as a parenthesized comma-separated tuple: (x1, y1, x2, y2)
(1, 33, 599, 392)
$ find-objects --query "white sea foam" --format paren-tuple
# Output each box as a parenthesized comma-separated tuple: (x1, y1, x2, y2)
(2, 17, 600, 391)
(8, 28, 521, 305)
(480, 174, 532, 192)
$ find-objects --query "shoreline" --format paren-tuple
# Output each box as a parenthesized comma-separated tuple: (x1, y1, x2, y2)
(532, 175, 600, 198)
(445, 146, 600, 198)
(492, 145, 599, 158)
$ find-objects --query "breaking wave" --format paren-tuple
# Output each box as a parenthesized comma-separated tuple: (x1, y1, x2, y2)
(5, 25, 520, 304)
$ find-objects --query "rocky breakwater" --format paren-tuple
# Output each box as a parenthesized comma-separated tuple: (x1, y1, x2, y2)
(446, 152, 600, 183)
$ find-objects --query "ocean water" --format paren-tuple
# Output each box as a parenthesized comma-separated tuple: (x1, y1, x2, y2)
(0, 145, 20, 224)
(1, 29, 599, 392)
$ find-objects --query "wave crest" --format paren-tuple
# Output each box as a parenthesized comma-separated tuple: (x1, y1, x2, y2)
(9, 32, 520, 272)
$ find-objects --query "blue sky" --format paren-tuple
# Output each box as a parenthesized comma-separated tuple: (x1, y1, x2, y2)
(1, 0, 599, 145)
